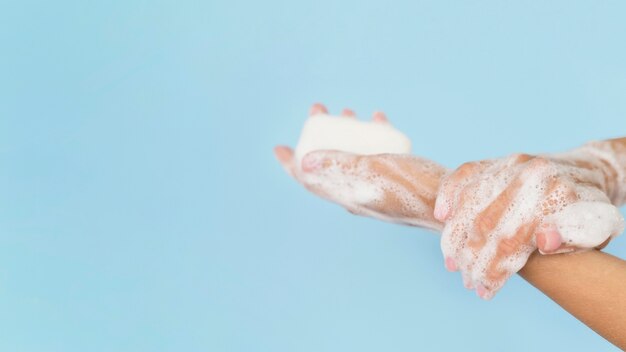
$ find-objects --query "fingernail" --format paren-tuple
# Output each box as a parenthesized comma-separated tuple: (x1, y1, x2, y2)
(341, 108, 356, 117)
(536, 232, 547, 251)
(372, 111, 388, 122)
(434, 203, 449, 221)
(476, 284, 488, 299)
(309, 103, 328, 116)
(545, 231, 562, 252)
(551, 247, 576, 255)
(444, 257, 458, 272)
(538, 228, 562, 253)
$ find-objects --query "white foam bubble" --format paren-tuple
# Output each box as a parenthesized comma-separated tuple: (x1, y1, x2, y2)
(291, 114, 442, 230)
(441, 151, 626, 293)
(579, 141, 626, 206)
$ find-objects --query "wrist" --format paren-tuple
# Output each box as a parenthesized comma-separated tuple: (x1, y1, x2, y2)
(546, 139, 626, 205)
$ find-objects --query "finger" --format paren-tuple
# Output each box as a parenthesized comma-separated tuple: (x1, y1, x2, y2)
(300, 151, 446, 229)
(297, 150, 361, 202)
(274, 145, 296, 177)
(470, 176, 524, 250)
(536, 176, 604, 254)
(452, 157, 540, 296)
(444, 256, 458, 272)
(434, 155, 530, 223)
(356, 154, 444, 227)
(539, 176, 577, 217)
(372, 111, 388, 123)
(440, 219, 469, 273)
(535, 177, 577, 254)
(434, 162, 483, 221)
(341, 108, 356, 118)
(506, 153, 535, 167)
(309, 102, 329, 116)
(462, 271, 474, 289)
(475, 221, 538, 299)
(535, 223, 563, 254)
(440, 194, 482, 280)
(466, 156, 541, 240)
(440, 225, 457, 269)
(543, 201, 625, 249)
(475, 250, 530, 300)
(475, 283, 491, 300)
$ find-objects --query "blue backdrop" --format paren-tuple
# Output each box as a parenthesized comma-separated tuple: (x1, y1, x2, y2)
(1, 1, 625, 351)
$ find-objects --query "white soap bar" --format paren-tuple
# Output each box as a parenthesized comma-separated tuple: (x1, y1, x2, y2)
(294, 114, 412, 165)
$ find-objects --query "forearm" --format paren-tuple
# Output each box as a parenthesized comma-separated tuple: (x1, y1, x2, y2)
(557, 137, 626, 206)
(519, 250, 626, 349)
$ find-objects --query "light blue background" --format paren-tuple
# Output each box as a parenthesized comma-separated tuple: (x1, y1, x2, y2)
(1, 1, 625, 351)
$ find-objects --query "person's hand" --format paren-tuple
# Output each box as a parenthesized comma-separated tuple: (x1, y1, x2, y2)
(274, 103, 447, 230)
(434, 153, 625, 299)
(274, 105, 625, 300)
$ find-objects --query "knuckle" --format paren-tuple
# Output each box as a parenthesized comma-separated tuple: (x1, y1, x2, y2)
(507, 153, 534, 166)
(474, 214, 496, 236)
(453, 162, 479, 181)
(457, 161, 477, 173)
(441, 162, 485, 206)
(498, 237, 521, 256)
(520, 156, 558, 180)
(527, 156, 550, 170)
(484, 264, 509, 286)
(438, 174, 454, 194)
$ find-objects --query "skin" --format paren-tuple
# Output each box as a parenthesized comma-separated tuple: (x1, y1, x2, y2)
(275, 103, 447, 231)
(275, 104, 626, 348)
(434, 152, 624, 299)
(520, 250, 626, 350)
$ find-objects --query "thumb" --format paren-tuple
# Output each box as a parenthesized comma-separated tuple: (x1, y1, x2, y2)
(539, 202, 625, 253)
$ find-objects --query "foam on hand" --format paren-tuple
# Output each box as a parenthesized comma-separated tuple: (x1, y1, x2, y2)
(579, 140, 626, 206)
(439, 152, 626, 297)
(287, 110, 445, 231)
(545, 201, 625, 248)
(294, 114, 412, 167)
(281, 106, 626, 298)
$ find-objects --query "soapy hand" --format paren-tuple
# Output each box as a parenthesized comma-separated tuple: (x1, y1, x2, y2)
(274, 103, 447, 230)
(434, 153, 625, 299)
(275, 104, 625, 300)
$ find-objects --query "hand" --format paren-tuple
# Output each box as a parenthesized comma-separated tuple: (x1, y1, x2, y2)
(274, 103, 447, 230)
(434, 153, 625, 299)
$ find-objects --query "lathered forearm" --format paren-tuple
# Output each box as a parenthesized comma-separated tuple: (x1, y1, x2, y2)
(578, 137, 626, 206)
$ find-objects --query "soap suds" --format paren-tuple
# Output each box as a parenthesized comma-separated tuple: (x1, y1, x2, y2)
(287, 111, 625, 298)
(440, 153, 625, 297)
(291, 113, 443, 230)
